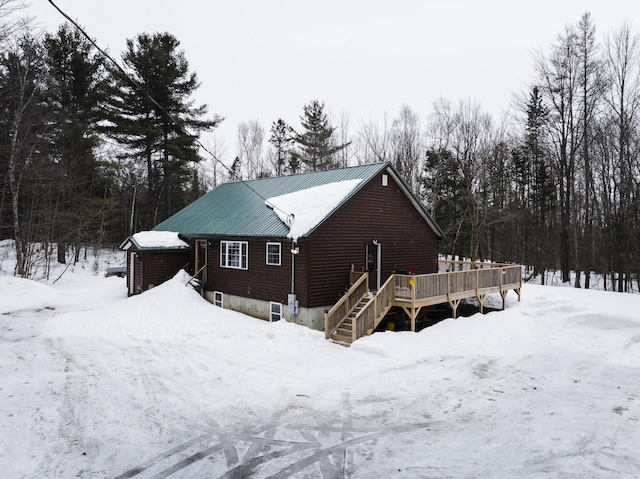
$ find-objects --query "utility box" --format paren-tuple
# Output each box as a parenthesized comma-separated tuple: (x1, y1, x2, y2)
(288, 294, 299, 315)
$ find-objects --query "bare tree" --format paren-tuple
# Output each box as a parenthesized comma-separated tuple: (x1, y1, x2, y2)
(603, 22, 640, 291)
(390, 104, 422, 190)
(0, 0, 30, 45)
(355, 113, 393, 165)
(534, 25, 581, 283)
(575, 12, 606, 288)
(236, 119, 267, 179)
(333, 109, 354, 168)
(423, 98, 495, 261)
(195, 132, 230, 191)
(1, 35, 47, 276)
(451, 99, 494, 261)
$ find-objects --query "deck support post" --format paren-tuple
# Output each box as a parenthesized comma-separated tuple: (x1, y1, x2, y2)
(402, 307, 420, 332)
(500, 290, 508, 310)
(449, 299, 461, 318)
(477, 293, 486, 313)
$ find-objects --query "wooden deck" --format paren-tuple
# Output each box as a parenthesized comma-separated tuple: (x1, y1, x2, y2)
(325, 260, 523, 346)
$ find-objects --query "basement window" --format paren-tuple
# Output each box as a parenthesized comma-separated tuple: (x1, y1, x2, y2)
(220, 240, 248, 269)
(213, 291, 223, 308)
(266, 242, 281, 266)
(270, 301, 282, 322)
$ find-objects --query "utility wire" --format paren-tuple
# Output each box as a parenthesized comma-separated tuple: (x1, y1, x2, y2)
(47, 0, 295, 222)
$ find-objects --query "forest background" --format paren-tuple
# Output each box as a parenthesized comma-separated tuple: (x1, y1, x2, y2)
(1, 0, 639, 292)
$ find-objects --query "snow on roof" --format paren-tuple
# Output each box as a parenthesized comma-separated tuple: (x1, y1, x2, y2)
(128, 231, 189, 250)
(265, 179, 362, 240)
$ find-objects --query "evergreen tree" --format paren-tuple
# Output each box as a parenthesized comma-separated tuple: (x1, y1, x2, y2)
(42, 23, 110, 260)
(522, 86, 554, 282)
(420, 148, 466, 257)
(293, 100, 349, 171)
(269, 118, 296, 175)
(524, 87, 552, 214)
(104, 32, 222, 227)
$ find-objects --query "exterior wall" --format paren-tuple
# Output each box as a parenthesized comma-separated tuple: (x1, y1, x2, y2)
(302, 170, 440, 308)
(127, 249, 191, 295)
(203, 236, 295, 307)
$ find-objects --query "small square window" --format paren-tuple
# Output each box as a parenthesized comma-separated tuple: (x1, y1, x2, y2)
(266, 242, 281, 266)
(213, 291, 223, 308)
(270, 301, 282, 322)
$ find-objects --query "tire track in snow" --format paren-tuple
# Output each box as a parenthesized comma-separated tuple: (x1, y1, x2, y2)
(116, 395, 437, 479)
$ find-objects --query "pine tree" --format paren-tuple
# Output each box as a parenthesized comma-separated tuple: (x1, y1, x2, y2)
(103, 32, 222, 227)
(522, 86, 553, 282)
(420, 148, 466, 257)
(269, 118, 296, 175)
(293, 100, 349, 171)
(42, 23, 109, 261)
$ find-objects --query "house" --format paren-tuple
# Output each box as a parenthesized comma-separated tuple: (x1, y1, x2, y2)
(122, 162, 444, 331)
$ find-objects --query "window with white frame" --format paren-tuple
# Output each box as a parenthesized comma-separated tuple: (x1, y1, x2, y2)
(266, 242, 281, 266)
(220, 240, 248, 269)
(213, 291, 223, 308)
(270, 301, 282, 322)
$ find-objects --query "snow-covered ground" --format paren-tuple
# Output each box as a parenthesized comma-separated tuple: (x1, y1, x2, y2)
(1, 242, 640, 478)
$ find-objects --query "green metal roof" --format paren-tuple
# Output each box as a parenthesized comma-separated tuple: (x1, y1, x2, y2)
(153, 162, 443, 238)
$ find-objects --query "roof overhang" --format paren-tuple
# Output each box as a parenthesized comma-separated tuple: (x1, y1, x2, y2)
(120, 231, 190, 251)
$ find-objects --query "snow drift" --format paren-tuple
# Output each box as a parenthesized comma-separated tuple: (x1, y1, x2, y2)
(1, 256, 639, 478)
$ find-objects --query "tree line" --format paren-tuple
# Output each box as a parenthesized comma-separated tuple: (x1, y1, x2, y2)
(228, 13, 640, 292)
(1, 4, 639, 291)
(1, 4, 221, 276)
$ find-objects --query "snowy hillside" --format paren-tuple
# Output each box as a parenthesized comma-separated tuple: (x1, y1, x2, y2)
(1, 244, 639, 478)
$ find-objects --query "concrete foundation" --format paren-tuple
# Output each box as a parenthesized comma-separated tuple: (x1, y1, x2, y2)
(202, 291, 329, 332)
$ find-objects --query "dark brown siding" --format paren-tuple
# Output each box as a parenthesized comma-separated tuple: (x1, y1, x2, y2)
(197, 170, 439, 310)
(303, 171, 440, 308)
(204, 236, 294, 306)
(134, 250, 191, 293)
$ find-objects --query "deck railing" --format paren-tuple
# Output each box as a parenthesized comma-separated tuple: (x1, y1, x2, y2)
(328, 263, 523, 343)
(395, 264, 522, 304)
(439, 259, 518, 271)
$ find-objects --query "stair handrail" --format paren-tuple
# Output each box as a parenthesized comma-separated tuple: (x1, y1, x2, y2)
(353, 274, 395, 340)
(325, 272, 369, 339)
(186, 263, 207, 289)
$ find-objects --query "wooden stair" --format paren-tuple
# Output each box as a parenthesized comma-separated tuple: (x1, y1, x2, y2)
(329, 296, 371, 346)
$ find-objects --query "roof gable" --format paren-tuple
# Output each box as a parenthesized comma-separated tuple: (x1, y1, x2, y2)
(152, 162, 443, 239)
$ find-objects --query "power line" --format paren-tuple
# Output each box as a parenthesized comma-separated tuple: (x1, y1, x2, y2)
(46, 0, 294, 222)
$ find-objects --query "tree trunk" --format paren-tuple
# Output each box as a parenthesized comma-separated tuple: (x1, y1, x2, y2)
(57, 243, 66, 264)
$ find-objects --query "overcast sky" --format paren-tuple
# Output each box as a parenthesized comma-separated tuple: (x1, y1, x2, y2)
(27, 0, 640, 155)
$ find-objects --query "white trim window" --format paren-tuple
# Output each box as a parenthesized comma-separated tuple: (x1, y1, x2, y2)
(213, 291, 223, 308)
(266, 242, 281, 266)
(220, 240, 248, 269)
(270, 301, 282, 322)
